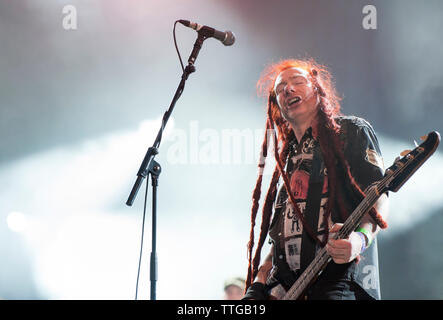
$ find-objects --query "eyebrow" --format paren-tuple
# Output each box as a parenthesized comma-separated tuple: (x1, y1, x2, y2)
(275, 75, 306, 89)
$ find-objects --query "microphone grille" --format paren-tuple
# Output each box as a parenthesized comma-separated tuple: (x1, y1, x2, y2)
(223, 31, 235, 46)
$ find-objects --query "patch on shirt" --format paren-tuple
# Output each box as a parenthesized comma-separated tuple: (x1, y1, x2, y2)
(365, 148, 384, 170)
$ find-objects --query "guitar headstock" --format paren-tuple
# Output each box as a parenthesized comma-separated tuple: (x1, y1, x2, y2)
(380, 131, 440, 193)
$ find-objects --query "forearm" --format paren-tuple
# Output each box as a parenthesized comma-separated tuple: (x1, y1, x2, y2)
(359, 193, 389, 242)
(242, 247, 274, 300)
(254, 247, 274, 284)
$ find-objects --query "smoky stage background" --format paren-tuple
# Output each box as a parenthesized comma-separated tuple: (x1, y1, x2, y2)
(0, 0, 442, 299)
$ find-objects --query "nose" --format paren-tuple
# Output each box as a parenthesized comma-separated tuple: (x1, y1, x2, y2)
(284, 83, 296, 95)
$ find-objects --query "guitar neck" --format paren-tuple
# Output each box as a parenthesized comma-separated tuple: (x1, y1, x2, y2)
(282, 185, 381, 300)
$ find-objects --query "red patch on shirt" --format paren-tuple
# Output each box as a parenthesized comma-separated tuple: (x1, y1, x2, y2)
(290, 170, 328, 200)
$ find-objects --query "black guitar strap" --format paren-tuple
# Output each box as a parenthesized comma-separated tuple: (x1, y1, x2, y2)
(299, 144, 325, 273)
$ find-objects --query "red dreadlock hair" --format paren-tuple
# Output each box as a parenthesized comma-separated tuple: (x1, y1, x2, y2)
(245, 58, 387, 290)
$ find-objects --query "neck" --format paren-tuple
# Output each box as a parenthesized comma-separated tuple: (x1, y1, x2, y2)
(288, 110, 318, 143)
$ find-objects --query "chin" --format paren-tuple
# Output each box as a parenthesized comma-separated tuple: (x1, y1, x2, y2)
(285, 110, 315, 126)
(285, 108, 303, 119)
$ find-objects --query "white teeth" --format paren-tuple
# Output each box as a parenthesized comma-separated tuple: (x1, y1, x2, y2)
(288, 97, 301, 105)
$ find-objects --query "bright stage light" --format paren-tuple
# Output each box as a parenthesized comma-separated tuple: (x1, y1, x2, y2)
(7, 212, 28, 233)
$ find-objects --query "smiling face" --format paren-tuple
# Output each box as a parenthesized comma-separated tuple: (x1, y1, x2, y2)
(273, 67, 319, 127)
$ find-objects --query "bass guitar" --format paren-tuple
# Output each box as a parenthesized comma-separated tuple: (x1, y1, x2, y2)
(270, 131, 440, 300)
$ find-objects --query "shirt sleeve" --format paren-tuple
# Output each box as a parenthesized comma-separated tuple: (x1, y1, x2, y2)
(342, 117, 385, 193)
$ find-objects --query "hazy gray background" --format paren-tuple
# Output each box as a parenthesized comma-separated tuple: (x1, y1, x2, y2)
(0, 0, 442, 299)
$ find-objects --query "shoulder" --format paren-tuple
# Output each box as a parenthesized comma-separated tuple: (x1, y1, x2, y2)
(334, 115, 382, 155)
(334, 115, 377, 135)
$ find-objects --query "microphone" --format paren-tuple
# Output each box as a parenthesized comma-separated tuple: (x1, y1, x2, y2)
(178, 20, 235, 46)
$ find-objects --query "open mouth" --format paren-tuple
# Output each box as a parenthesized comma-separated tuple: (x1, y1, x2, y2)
(288, 96, 302, 107)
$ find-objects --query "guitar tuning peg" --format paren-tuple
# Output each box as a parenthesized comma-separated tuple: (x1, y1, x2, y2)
(395, 156, 401, 162)
(420, 135, 428, 141)
(414, 140, 418, 147)
(400, 150, 411, 157)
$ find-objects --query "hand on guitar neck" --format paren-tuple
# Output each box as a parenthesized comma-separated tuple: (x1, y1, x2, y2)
(326, 223, 365, 264)
(326, 192, 388, 264)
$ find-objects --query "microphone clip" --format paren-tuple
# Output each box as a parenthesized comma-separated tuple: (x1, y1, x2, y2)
(187, 32, 207, 66)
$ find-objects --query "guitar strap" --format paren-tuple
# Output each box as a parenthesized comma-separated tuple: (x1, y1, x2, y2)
(299, 143, 325, 273)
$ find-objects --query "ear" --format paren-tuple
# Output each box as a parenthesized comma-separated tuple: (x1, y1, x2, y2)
(311, 68, 318, 77)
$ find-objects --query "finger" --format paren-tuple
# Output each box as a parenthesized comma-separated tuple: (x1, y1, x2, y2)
(326, 244, 347, 257)
(332, 251, 351, 264)
(330, 239, 352, 249)
(330, 248, 348, 259)
(329, 223, 343, 233)
(327, 248, 347, 263)
(333, 257, 347, 264)
(327, 242, 353, 261)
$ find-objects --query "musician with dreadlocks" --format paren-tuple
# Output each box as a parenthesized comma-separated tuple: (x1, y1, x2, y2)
(243, 59, 389, 300)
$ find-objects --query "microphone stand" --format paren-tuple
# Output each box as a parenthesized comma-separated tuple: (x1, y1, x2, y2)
(126, 32, 207, 300)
